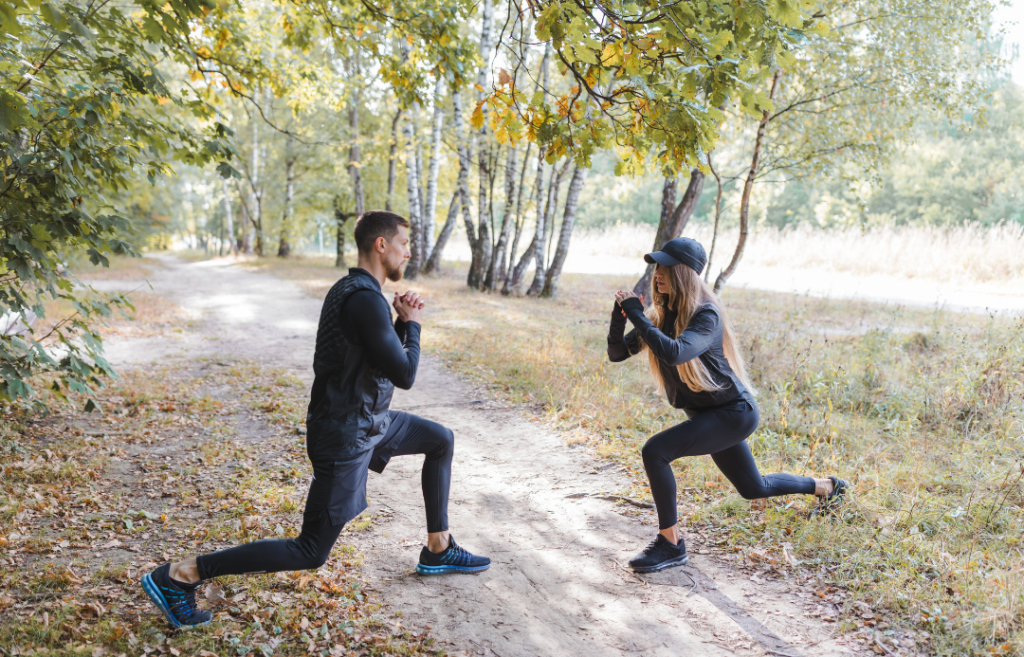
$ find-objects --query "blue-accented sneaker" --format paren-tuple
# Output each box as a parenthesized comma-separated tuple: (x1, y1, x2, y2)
(141, 563, 212, 629)
(416, 536, 490, 575)
(628, 535, 689, 573)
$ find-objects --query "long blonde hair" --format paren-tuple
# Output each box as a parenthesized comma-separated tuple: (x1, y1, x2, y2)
(641, 263, 752, 394)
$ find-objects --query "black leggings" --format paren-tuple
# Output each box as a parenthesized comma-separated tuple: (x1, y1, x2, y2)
(196, 413, 453, 580)
(642, 400, 816, 529)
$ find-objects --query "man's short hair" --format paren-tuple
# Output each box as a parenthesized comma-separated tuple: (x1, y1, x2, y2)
(354, 211, 410, 255)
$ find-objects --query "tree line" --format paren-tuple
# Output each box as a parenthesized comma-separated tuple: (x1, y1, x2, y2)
(0, 0, 1004, 409)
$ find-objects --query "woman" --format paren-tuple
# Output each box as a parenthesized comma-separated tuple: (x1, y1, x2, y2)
(608, 237, 847, 573)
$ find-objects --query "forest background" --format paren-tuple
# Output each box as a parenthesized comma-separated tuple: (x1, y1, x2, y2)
(2, 0, 1024, 655)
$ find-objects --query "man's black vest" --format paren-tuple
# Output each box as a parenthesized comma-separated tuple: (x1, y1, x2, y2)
(305, 269, 394, 462)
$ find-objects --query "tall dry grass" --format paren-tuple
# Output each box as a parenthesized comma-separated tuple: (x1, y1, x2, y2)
(566, 222, 1024, 286)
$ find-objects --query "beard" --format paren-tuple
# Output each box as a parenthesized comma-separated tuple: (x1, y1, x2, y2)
(385, 260, 404, 282)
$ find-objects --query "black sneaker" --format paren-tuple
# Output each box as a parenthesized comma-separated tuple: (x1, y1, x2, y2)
(142, 563, 212, 629)
(628, 535, 689, 573)
(416, 536, 490, 575)
(810, 475, 849, 519)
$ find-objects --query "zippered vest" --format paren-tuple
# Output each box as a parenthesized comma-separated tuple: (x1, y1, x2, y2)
(305, 269, 394, 462)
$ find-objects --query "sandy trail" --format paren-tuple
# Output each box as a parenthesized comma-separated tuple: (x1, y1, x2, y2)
(102, 255, 862, 657)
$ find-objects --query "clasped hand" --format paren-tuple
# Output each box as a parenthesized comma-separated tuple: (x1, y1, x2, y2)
(393, 291, 425, 324)
(614, 290, 640, 306)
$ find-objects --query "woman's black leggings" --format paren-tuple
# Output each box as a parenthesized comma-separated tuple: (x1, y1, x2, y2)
(195, 413, 453, 580)
(642, 399, 816, 529)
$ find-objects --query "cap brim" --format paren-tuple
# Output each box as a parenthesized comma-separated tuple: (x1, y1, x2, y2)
(643, 251, 681, 267)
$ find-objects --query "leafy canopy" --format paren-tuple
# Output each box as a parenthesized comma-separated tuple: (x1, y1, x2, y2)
(0, 0, 236, 408)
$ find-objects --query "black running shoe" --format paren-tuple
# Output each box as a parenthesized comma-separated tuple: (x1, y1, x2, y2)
(810, 475, 849, 519)
(628, 535, 689, 573)
(416, 536, 490, 575)
(142, 563, 212, 629)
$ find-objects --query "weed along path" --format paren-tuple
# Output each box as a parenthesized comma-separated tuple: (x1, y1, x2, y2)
(103, 255, 864, 657)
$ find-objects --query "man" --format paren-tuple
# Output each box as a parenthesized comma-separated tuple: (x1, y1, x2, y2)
(142, 210, 490, 629)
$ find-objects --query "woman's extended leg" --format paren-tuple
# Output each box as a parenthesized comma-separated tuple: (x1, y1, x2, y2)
(710, 440, 816, 500)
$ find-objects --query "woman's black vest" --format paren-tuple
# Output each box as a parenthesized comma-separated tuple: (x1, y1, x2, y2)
(305, 269, 394, 462)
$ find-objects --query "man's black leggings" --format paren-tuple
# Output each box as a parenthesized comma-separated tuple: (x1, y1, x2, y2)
(642, 399, 816, 529)
(195, 413, 453, 580)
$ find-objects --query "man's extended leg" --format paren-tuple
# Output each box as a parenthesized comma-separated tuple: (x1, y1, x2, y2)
(143, 461, 360, 628)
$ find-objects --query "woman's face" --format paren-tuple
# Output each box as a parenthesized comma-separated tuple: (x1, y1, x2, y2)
(653, 265, 670, 294)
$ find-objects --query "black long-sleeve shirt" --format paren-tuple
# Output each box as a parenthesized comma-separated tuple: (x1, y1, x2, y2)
(340, 290, 420, 390)
(306, 268, 422, 462)
(607, 297, 752, 412)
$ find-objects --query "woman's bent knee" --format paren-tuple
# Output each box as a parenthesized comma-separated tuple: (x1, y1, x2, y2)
(641, 439, 668, 468)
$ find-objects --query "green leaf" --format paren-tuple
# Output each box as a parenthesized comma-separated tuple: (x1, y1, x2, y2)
(0, 89, 33, 134)
(68, 16, 96, 40)
(40, 3, 68, 31)
(0, 0, 25, 37)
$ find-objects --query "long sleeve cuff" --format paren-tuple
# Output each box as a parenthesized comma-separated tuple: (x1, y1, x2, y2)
(620, 297, 645, 319)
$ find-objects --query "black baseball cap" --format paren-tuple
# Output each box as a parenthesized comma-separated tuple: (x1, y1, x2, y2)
(644, 237, 706, 275)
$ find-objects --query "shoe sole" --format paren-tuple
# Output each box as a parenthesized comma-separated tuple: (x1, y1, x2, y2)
(630, 553, 690, 574)
(141, 574, 209, 630)
(416, 563, 491, 576)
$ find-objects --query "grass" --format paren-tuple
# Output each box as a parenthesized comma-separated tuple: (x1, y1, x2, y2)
(247, 254, 1024, 656)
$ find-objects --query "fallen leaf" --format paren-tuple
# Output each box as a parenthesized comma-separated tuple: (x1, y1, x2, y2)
(205, 584, 226, 604)
(77, 602, 104, 619)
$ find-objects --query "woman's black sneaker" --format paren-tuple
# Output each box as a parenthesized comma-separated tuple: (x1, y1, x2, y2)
(416, 536, 490, 575)
(810, 476, 849, 519)
(142, 563, 212, 629)
(628, 535, 689, 573)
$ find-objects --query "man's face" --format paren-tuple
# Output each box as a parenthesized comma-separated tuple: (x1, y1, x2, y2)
(382, 226, 411, 282)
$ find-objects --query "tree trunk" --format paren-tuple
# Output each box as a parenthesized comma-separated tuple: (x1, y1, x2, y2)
(349, 99, 365, 216)
(633, 169, 705, 298)
(403, 110, 425, 278)
(527, 158, 571, 296)
(504, 142, 533, 284)
(466, 0, 494, 289)
(423, 190, 460, 274)
(246, 102, 261, 256)
(277, 154, 296, 258)
(236, 181, 250, 254)
(335, 198, 355, 269)
(704, 152, 724, 283)
(503, 152, 546, 294)
(452, 89, 479, 275)
(386, 108, 402, 212)
(221, 178, 237, 256)
(484, 144, 518, 291)
(423, 76, 444, 259)
(714, 71, 781, 294)
(541, 166, 589, 297)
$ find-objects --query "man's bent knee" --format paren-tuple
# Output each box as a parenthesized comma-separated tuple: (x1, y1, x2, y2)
(437, 426, 455, 455)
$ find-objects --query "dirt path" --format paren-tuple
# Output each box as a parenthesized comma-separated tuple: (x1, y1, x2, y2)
(103, 255, 864, 657)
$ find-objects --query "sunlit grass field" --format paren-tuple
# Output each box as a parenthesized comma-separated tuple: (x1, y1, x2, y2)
(248, 254, 1024, 656)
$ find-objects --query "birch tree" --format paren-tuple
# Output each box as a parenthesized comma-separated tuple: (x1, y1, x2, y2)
(632, 170, 705, 298)
(541, 165, 589, 297)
